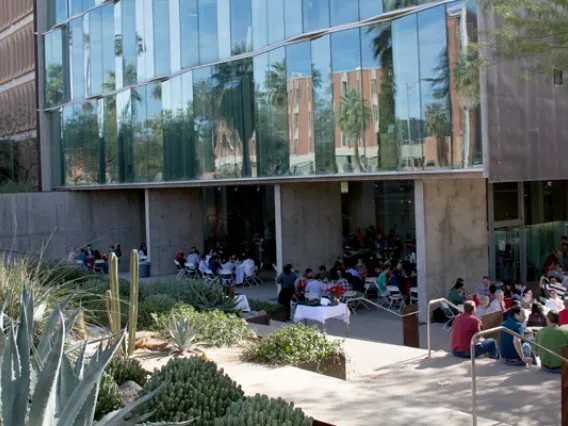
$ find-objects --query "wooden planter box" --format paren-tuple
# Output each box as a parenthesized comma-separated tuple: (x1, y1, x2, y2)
(313, 420, 336, 426)
(295, 353, 346, 381)
(269, 310, 289, 323)
(245, 313, 271, 326)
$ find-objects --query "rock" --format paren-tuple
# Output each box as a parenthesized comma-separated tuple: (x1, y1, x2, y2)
(118, 381, 143, 405)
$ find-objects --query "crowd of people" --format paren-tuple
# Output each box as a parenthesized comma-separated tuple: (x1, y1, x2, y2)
(175, 246, 257, 281)
(67, 242, 141, 273)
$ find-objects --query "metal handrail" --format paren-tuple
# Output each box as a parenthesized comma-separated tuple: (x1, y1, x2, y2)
(426, 298, 464, 357)
(471, 326, 568, 426)
(346, 296, 420, 318)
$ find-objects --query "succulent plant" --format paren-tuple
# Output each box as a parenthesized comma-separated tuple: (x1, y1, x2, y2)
(105, 357, 148, 387)
(214, 394, 313, 426)
(95, 373, 125, 420)
(183, 281, 239, 313)
(108, 252, 122, 353)
(140, 357, 244, 425)
(167, 315, 200, 353)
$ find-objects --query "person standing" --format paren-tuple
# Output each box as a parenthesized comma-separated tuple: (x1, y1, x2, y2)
(277, 264, 297, 321)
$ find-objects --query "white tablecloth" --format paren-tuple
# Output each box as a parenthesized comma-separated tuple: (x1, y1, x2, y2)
(293, 303, 350, 325)
(235, 264, 245, 284)
(235, 295, 250, 312)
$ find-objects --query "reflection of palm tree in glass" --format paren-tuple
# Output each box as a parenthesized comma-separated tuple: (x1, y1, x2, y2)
(425, 102, 448, 167)
(46, 64, 64, 106)
(335, 88, 371, 172)
(426, 47, 450, 100)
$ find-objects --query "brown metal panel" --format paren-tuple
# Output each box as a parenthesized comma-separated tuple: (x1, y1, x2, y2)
(0, 0, 33, 32)
(0, 80, 37, 135)
(0, 23, 35, 85)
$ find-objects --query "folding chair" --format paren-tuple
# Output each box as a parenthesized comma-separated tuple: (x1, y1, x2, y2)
(174, 260, 185, 280)
(410, 287, 418, 304)
(244, 266, 262, 287)
(386, 285, 405, 312)
(93, 260, 105, 274)
(305, 292, 320, 301)
(342, 290, 362, 314)
(203, 269, 219, 285)
(440, 300, 456, 332)
(185, 263, 199, 280)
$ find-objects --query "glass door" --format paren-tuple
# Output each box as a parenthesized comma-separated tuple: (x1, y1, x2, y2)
(494, 227, 522, 284)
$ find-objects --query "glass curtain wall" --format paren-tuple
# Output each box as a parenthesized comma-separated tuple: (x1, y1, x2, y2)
(48, 0, 482, 187)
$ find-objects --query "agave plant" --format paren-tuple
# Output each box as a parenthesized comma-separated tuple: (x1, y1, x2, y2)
(167, 315, 200, 354)
(184, 281, 238, 313)
(0, 286, 193, 426)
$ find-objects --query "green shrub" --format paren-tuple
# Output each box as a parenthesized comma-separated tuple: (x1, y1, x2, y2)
(243, 324, 343, 365)
(105, 357, 147, 386)
(140, 357, 244, 425)
(214, 394, 312, 426)
(153, 303, 252, 347)
(140, 280, 187, 301)
(247, 298, 285, 315)
(138, 294, 177, 330)
(95, 372, 125, 420)
(182, 281, 238, 313)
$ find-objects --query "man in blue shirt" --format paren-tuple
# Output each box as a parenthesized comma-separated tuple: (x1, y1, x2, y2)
(499, 306, 537, 366)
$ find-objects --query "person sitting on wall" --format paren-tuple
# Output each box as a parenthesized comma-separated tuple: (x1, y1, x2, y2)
(499, 306, 537, 366)
(476, 276, 491, 297)
(447, 280, 465, 308)
(175, 249, 186, 269)
(527, 303, 548, 327)
(520, 289, 535, 310)
(489, 290, 507, 312)
(475, 295, 490, 319)
(534, 310, 568, 374)
(545, 289, 565, 311)
(450, 300, 500, 360)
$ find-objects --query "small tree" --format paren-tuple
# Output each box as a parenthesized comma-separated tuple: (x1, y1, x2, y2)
(335, 88, 371, 172)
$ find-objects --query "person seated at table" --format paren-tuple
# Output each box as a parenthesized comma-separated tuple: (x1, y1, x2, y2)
(475, 295, 490, 318)
(334, 257, 346, 273)
(390, 268, 406, 296)
(511, 281, 524, 301)
(77, 248, 87, 266)
(503, 281, 514, 298)
(306, 275, 329, 299)
(499, 306, 537, 366)
(489, 290, 506, 312)
(355, 258, 368, 280)
(451, 301, 500, 360)
(520, 288, 535, 310)
(334, 267, 351, 292)
(527, 302, 548, 327)
(198, 254, 209, 276)
(376, 265, 391, 294)
(447, 280, 465, 307)
(476, 276, 491, 296)
(488, 284, 497, 303)
(208, 255, 221, 276)
(345, 263, 362, 281)
(296, 268, 313, 297)
(187, 248, 200, 269)
(534, 310, 568, 374)
(319, 265, 329, 281)
(545, 289, 565, 311)
(175, 249, 186, 268)
(277, 264, 297, 320)
(223, 255, 237, 274)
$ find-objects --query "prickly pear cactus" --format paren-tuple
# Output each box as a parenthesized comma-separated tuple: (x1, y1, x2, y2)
(213, 394, 313, 426)
(140, 357, 244, 425)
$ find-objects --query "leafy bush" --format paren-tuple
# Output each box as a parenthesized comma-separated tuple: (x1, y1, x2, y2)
(183, 281, 238, 313)
(105, 357, 147, 386)
(0, 180, 33, 193)
(140, 280, 188, 301)
(138, 294, 177, 330)
(140, 357, 244, 425)
(95, 373, 125, 420)
(247, 298, 285, 315)
(243, 324, 343, 365)
(153, 303, 252, 347)
(214, 394, 312, 426)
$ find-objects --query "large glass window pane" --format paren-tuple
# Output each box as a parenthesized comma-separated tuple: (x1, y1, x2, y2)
(180, 0, 199, 68)
(120, 0, 138, 87)
(193, 67, 215, 178)
(114, 4, 123, 90)
(212, 58, 256, 178)
(360, 0, 382, 19)
(169, 0, 181, 73)
(88, 8, 103, 95)
(332, 29, 365, 174)
(392, 14, 421, 170)
(217, 0, 231, 59)
(252, 0, 268, 51)
(101, 4, 116, 93)
(69, 17, 85, 100)
(45, 30, 65, 107)
(304, 0, 330, 33)
(268, 0, 285, 46)
(153, 0, 171, 77)
(231, 0, 252, 54)
(311, 35, 335, 173)
(147, 83, 163, 181)
(330, 0, 358, 27)
(286, 42, 314, 175)
(102, 96, 119, 183)
(384, 0, 436, 13)
(361, 23, 395, 171)
(181, 72, 196, 179)
(254, 48, 289, 177)
(418, 6, 451, 170)
(116, 89, 133, 182)
(285, 0, 303, 39)
(135, 0, 148, 82)
(198, 0, 219, 64)
(49, 109, 63, 187)
(143, 0, 155, 80)
(56, 0, 67, 25)
(131, 85, 148, 181)
(446, 1, 481, 168)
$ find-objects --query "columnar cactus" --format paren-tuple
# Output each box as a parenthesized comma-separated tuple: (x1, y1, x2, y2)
(128, 249, 139, 356)
(105, 290, 114, 330)
(214, 395, 313, 426)
(108, 252, 121, 353)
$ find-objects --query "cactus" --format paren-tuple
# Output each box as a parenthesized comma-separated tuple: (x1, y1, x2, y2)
(105, 357, 147, 386)
(95, 373, 125, 420)
(128, 249, 140, 355)
(214, 395, 313, 426)
(105, 289, 114, 330)
(140, 357, 244, 425)
(108, 252, 121, 353)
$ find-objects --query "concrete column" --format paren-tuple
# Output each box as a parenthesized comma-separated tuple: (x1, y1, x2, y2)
(415, 178, 489, 323)
(147, 188, 203, 276)
(275, 182, 343, 274)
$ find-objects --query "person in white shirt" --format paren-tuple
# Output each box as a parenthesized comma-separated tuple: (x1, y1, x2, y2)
(545, 289, 565, 311)
(476, 294, 490, 318)
(489, 290, 506, 312)
(306, 278, 329, 299)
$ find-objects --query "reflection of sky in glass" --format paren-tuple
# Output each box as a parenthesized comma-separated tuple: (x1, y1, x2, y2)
(418, 6, 447, 108)
(268, 0, 285, 45)
(331, 29, 361, 73)
(180, 0, 199, 68)
(286, 42, 311, 79)
(114, 4, 123, 89)
(153, 0, 171, 77)
(101, 4, 115, 92)
(198, 0, 218, 64)
(303, 0, 329, 33)
(359, 0, 382, 19)
(330, 0, 358, 27)
(70, 18, 84, 100)
(360, 25, 385, 69)
(169, 0, 181, 73)
(143, 0, 155, 80)
(231, 0, 252, 53)
(217, 0, 231, 59)
(392, 15, 420, 120)
(252, 0, 268, 50)
(285, 0, 303, 38)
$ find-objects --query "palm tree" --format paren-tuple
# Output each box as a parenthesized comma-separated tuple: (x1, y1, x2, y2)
(335, 88, 371, 172)
(424, 102, 448, 167)
(453, 46, 481, 110)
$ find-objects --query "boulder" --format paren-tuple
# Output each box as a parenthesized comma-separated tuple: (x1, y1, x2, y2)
(118, 380, 143, 405)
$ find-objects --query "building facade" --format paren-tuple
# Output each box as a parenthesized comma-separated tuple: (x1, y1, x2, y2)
(19, 0, 568, 320)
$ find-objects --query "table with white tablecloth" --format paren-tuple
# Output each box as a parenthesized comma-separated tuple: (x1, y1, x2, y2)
(293, 303, 350, 326)
(235, 264, 246, 284)
(235, 294, 250, 312)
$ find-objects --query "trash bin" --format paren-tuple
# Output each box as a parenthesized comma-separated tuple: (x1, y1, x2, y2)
(139, 262, 150, 278)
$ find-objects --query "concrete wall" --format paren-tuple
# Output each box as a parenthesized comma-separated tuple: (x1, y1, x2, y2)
(275, 182, 343, 274)
(415, 178, 489, 322)
(147, 188, 203, 277)
(0, 190, 145, 271)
